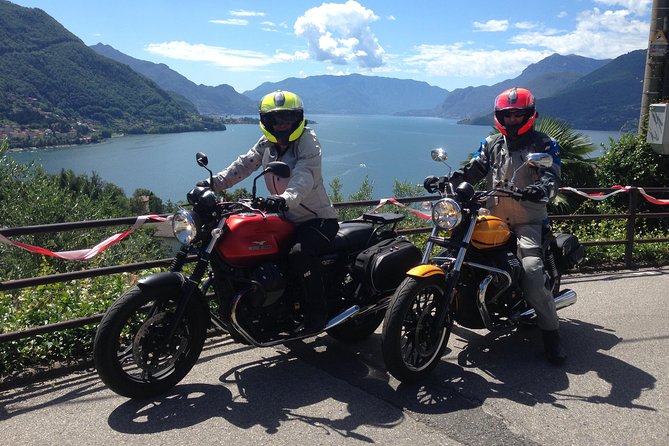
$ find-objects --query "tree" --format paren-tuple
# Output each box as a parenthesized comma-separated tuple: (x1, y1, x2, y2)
(0, 140, 168, 280)
(596, 130, 669, 188)
(535, 117, 598, 188)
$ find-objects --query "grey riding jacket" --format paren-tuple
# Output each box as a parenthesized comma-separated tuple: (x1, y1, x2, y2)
(211, 127, 338, 224)
(461, 131, 562, 226)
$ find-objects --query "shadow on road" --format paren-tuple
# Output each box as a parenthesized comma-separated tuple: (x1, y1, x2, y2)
(563, 266, 669, 285)
(100, 316, 655, 437)
(106, 347, 402, 441)
(3, 315, 656, 439)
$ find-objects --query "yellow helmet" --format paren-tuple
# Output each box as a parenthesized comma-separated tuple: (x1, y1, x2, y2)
(258, 90, 305, 144)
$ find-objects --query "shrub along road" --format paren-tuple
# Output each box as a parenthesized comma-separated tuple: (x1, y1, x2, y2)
(1, 266, 668, 445)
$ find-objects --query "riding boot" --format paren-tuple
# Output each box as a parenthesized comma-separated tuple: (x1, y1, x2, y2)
(299, 270, 328, 333)
(542, 329, 567, 365)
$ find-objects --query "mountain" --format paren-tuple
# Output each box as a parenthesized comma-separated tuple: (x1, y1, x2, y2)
(437, 54, 611, 119)
(536, 49, 645, 131)
(90, 43, 256, 116)
(464, 50, 645, 131)
(0, 0, 218, 148)
(243, 74, 450, 115)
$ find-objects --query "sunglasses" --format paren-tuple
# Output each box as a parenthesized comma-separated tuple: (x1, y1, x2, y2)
(502, 111, 526, 119)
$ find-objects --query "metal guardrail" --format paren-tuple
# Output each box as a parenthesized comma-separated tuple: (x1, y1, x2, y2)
(1, 187, 669, 344)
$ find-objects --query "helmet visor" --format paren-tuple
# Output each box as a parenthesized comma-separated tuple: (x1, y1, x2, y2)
(263, 110, 302, 127)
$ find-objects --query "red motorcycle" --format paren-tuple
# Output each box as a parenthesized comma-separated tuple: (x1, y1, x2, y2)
(94, 152, 421, 398)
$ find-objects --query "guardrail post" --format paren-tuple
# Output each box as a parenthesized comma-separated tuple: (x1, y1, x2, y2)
(625, 187, 639, 268)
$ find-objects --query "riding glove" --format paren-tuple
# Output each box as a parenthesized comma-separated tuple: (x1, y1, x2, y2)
(521, 184, 548, 202)
(423, 176, 439, 193)
(264, 195, 287, 212)
(449, 170, 465, 189)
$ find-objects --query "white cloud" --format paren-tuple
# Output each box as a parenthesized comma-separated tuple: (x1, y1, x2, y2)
(509, 7, 648, 58)
(473, 19, 509, 32)
(145, 41, 300, 71)
(404, 43, 552, 79)
(557, 11, 568, 18)
(230, 9, 265, 17)
(594, 0, 651, 16)
(294, 0, 385, 68)
(514, 21, 537, 30)
(210, 19, 248, 26)
(259, 20, 289, 32)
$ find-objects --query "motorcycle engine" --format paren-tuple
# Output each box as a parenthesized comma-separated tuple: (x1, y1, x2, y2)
(455, 248, 524, 329)
(248, 262, 287, 307)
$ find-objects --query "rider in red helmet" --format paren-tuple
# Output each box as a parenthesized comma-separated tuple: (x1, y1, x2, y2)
(426, 87, 567, 365)
(493, 87, 537, 139)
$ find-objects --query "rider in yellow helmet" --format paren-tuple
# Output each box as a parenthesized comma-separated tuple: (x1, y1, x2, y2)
(202, 90, 338, 334)
(259, 90, 306, 145)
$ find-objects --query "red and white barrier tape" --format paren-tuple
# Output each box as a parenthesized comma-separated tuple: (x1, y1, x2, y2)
(368, 186, 669, 221)
(559, 185, 669, 205)
(366, 197, 432, 220)
(2, 185, 667, 262)
(0, 215, 167, 261)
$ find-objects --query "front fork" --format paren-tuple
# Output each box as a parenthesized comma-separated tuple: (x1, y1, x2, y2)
(164, 220, 227, 341)
(421, 216, 478, 332)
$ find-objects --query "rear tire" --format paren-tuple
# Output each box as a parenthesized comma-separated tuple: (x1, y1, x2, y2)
(381, 275, 452, 382)
(93, 286, 208, 399)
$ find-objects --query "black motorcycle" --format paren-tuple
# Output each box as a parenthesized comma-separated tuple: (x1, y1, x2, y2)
(93, 152, 422, 398)
(381, 148, 585, 382)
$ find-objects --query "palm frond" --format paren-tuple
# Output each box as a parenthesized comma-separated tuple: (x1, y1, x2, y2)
(535, 116, 597, 160)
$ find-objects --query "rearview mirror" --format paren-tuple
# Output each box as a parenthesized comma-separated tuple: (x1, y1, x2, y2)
(265, 161, 291, 178)
(431, 147, 448, 162)
(526, 153, 553, 169)
(196, 152, 209, 167)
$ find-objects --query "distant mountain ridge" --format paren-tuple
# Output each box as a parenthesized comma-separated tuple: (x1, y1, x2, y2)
(90, 43, 256, 116)
(437, 54, 611, 119)
(243, 74, 450, 115)
(0, 0, 647, 143)
(0, 0, 219, 148)
(88, 45, 643, 131)
(463, 49, 645, 131)
(537, 49, 645, 131)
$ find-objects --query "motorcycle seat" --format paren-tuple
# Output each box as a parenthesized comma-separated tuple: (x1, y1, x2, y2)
(331, 222, 376, 253)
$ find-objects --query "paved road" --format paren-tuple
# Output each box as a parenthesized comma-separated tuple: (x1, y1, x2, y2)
(2, 267, 668, 445)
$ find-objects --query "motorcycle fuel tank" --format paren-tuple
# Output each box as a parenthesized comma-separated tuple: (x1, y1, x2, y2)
(471, 216, 511, 249)
(217, 213, 295, 267)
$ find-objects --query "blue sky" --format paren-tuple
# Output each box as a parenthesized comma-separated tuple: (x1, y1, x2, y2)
(11, 0, 652, 93)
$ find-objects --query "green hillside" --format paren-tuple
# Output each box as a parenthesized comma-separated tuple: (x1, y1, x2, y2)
(462, 50, 645, 131)
(537, 49, 645, 131)
(0, 0, 221, 148)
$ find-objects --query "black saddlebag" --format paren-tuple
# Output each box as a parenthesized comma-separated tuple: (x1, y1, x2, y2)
(354, 237, 422, 293)
(553, 233, 585, 270)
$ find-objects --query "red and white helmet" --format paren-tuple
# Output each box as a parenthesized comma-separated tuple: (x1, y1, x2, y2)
(493, 87, 537, 138)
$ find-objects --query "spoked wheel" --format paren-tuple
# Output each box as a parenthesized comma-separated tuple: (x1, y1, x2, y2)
(93, 285, 209, 399)
(381, 275, 452, 382)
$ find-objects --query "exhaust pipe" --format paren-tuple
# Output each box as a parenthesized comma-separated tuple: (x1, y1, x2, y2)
(519, 289, 577, 319)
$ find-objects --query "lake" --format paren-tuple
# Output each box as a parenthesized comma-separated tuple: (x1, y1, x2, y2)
(8, 115, 621, 203)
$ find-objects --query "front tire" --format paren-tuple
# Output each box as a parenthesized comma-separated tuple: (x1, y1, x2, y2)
(93, 285, 208, 399)
(381, 275, 452, 382)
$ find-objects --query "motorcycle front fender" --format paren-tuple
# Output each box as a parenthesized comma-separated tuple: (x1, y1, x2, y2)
(137, 271, 186, 294)
(406, 265, 445, 278)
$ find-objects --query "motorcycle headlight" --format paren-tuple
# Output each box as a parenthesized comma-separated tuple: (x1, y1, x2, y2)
(432, 198, 462, 230)
(172, 210, 199, 245)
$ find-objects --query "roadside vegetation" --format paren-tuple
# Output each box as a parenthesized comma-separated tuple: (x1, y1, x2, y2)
(1, 120, 669, 383)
